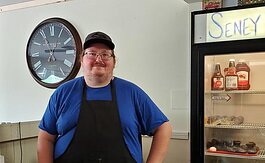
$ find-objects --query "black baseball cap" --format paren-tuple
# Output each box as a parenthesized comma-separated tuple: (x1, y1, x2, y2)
(83, 31, 115, 50)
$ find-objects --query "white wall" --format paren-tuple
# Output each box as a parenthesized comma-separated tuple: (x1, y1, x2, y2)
(0, 0, 189, 132)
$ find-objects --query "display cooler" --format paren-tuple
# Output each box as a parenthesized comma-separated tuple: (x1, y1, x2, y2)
(191, 4, 265, 163)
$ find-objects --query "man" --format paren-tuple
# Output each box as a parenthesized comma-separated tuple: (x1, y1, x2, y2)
(37, 31, 172, 163)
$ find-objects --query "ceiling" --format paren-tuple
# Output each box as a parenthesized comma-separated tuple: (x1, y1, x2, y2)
(0, 0, 200, 6)
(0, 0, 32, 6)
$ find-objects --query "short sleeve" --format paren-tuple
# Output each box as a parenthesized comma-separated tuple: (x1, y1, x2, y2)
(39, 91, 59, 135)
(134, 88, 169, 136)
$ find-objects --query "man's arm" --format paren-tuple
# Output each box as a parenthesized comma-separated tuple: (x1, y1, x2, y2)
(146, 121, 172, 163)
(37, 129, 57, 163)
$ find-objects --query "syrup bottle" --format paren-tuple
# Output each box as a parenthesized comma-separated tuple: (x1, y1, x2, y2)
(211, 63, 224, 90)
(225, 59, 238, 91)
(236, 59, 250, 90)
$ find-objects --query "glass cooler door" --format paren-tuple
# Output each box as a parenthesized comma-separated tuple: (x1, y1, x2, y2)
(204, 52, 265, 163)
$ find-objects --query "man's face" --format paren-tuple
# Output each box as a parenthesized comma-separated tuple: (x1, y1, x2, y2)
(81, 43, 115, 78)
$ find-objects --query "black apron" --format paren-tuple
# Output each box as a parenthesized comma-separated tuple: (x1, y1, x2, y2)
(55, 80, 136, 163)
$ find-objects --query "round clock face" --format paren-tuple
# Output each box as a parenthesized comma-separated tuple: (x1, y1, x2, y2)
(26, 18, 82, 88)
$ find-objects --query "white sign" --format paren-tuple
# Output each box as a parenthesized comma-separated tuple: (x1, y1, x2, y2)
(211, 94, 231, 102)
(206, 6, 265, 42)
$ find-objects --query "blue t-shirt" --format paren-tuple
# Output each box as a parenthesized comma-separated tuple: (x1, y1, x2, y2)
(39, 76, 168, 163)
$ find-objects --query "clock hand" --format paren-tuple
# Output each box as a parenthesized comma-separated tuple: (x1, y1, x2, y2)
(49, 40, 60, 62)
(44, 38, 56, 62)
(45, 49, 66, 53)
(43, 37, 58, 62)
(51, 54, 56, 61)
(48, 52, 56, 62)
(45, 45, 74, 53)
(46, 40, 59, 62)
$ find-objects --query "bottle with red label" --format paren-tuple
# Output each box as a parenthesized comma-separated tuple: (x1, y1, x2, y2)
(225, 59, 238, 91)
(236, 59, 250, 90)
(211, 63, 224, 90)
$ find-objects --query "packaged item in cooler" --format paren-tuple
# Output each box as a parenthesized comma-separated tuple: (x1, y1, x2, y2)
(236, 59, 250, 90)
(225, 59, 238, 91)
(233, 116, 244, 125)
(211, 63, 224, 90)
(207, 115, 244, 125)
(207, 138, 259, 155)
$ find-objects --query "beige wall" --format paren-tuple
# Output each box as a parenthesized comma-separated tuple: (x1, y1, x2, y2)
(0, 138, 37, 163)
(0, 121, 38, 163)
(143, 137, 190, 163)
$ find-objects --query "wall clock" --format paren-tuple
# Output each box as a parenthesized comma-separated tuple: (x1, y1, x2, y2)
(26, 17, 82, 88)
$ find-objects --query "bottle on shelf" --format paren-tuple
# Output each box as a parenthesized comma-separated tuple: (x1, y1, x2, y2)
(236, 59, 250, 90)
(225, 59, 238, 91)
(211, 63, 224, 90)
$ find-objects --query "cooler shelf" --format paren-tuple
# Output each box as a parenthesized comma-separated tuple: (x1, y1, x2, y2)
(205, 90, 265, 94)
(205, 123, 265, 130)
(205, 149, 265, 160)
